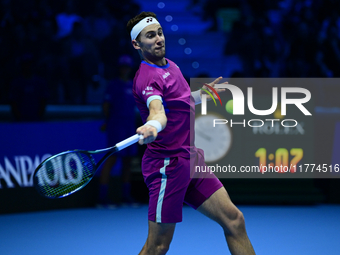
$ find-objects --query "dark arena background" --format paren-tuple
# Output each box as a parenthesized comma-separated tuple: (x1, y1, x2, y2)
(1, 0, 340, 254)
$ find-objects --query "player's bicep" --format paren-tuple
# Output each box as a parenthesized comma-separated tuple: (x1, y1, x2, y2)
(148, 97, 165, 117)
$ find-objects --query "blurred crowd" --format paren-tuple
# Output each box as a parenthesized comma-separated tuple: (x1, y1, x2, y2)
(1, 0, 340, 111)
(0, 0, 140, 107)
(194, 0, 340, 78)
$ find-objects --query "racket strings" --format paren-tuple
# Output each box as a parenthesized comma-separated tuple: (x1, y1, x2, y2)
(34, 152, 96, 198)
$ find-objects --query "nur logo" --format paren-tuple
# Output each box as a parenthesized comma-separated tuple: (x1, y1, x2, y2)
(200, 84, 312, 117)
(200, 83, 223, 115)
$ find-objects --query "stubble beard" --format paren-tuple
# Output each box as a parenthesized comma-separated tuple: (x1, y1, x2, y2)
(155, 46, 166, 59)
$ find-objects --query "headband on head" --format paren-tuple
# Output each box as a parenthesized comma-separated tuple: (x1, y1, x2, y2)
(130, 17, 160, 41)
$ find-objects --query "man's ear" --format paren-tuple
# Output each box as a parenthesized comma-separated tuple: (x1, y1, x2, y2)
(132, 40, 140, 50)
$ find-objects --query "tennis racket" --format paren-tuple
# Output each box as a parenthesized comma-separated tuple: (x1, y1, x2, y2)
(33, 133, 143, 199)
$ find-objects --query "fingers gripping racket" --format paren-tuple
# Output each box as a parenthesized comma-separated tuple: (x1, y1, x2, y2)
(33, 134, 143, 199)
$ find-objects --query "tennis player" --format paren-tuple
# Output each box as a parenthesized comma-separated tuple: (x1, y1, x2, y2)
(127, 12, 256, 255)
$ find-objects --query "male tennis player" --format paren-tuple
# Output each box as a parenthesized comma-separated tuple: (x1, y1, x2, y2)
(127, 12, 256, 255)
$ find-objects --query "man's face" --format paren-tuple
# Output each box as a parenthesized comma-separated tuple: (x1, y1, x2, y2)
(135, 23, 165, 61)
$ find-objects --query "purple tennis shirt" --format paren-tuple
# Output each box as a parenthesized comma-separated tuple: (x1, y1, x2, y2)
(132, 58, 199, 159)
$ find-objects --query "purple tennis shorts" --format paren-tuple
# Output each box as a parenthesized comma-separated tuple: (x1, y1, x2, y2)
(142, 150, 223, 223)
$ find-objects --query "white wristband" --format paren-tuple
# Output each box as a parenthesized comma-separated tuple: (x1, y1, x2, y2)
(145, 120, 163, 133)
(192, 90, 201, 105)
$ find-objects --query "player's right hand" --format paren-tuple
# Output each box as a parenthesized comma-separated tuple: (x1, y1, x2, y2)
(136, 124, 158, 145)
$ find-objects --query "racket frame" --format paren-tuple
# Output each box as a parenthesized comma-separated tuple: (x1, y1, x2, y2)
(33, 134, 142, 198)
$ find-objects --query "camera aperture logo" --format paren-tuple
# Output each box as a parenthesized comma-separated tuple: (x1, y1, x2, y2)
(200, 84, 312, 128)
(200, 83, 223, 107)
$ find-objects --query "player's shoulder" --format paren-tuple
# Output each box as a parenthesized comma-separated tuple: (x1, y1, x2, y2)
(166, 58, 177, 66)
(134, 62, 163, 86)
(134, 67, 156, 88)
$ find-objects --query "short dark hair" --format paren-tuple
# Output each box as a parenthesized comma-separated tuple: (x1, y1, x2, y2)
(126, 12, 158, 41)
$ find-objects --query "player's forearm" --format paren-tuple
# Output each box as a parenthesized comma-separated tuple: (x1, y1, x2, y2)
(136, 112, 166, 145)
(192, 89, 218, 104)
(143, 100, 167, 135)
(191, 90, 202, 105)
(146, 112, 167, 131)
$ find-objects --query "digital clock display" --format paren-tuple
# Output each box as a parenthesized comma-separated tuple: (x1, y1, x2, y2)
(255, 148, 303, 172)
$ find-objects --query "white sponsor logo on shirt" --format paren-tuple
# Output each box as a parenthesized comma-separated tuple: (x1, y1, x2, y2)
(162, 72, 170, 79)
(142, 86, 153, 96)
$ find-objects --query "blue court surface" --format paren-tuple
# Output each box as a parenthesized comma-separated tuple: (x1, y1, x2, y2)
(0, 204, 339, 255)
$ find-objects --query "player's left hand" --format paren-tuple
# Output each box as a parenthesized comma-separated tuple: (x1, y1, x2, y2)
(201, 76, 227, 100)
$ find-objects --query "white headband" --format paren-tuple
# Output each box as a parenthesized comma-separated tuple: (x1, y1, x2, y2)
(130, 17, 160, 41)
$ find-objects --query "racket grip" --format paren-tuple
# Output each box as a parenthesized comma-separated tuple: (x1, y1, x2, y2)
(116, 134, 143, 151)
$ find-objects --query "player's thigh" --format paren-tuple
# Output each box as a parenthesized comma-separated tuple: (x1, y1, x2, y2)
(143, 156, 190, 223)
(185, 149, 224, 210)
(147, 220, 176, 247)
(197, 186, 242, 227)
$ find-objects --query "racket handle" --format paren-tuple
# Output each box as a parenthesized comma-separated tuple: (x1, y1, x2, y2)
(116, 134, 143, 151)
